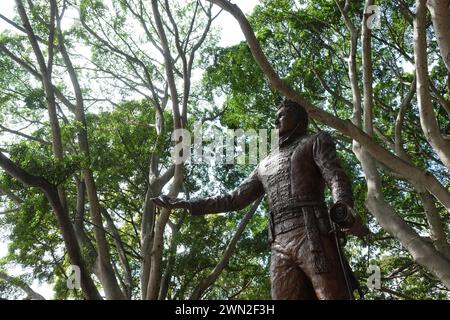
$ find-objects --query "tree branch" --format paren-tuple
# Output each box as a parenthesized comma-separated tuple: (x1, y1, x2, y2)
(426, 0, 450, 73)
(0, 151, 102, 299)
(0, 124, 51, 145)
(0, 271, 45, 300)
(414, 0, 450, 169)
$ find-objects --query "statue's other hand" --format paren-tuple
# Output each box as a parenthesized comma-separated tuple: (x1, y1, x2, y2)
(151, 195, 190, 210)
(330, 202, 371, 239)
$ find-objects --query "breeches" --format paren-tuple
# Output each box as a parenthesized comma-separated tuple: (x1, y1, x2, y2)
(270, 226, 351, 300)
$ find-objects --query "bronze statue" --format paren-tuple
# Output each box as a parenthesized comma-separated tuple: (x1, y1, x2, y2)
(153, 99, 369, 300)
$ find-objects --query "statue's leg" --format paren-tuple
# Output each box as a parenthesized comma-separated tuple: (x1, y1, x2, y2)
(301, 233, 351, 300)
(270, 230, 317, 300)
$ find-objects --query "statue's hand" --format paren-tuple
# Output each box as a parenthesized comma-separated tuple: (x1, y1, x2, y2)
(151, 195, 190, 210)
(330, 202, 371, 239)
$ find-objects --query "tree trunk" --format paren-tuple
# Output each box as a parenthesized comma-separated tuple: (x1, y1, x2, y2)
(0, 152, 102, 299)
(140, 187, 157, 299)
(56, 11, 125, 299)
(13, 0, 102, 299)
(146, 165, 184, 299)
(414, 0, 450, 169)
(427, 0, 450, 73)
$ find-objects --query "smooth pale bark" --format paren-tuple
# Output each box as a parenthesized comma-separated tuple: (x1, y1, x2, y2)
(359, 0, 450, 289)
(362, 0, 374, 136)
(395, 79, 450, 260)
(145, 1, 183, 300)
(74, 180, 99, 273)
(360, 152, 450, 289)
(334, 0, 364, 139)
(140, 186, 157, 299)
(146, 0, 187, 300)
(427, 0, 450, 73)
(79, 4, 167, 299)
(414, 0, 450, 169)
(164, 0, 214, 123)
(140, 147, 175, 286)
(140, 164, 175, 299)
(147, 164, 184, 300)
(419, 190, 450, 260)
(151, 0, 181, 130)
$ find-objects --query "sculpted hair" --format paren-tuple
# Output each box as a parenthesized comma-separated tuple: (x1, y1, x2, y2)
(278, 99, 309, 134)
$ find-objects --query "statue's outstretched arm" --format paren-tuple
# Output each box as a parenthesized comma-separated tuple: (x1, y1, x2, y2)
(189, 168, 264, 215)
(152, 168, 264, 216)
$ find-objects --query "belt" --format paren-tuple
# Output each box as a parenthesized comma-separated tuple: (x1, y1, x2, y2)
(269, 204, 329, 274)
(272, 202, 327, 223)
(273, 215, 305, 236)
(271, 200, 326, 216)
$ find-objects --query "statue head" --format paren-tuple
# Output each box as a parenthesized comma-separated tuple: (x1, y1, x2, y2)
(275, 99, 309, 138)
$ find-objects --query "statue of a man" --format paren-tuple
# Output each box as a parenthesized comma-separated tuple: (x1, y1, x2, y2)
(153, 99, 369, 300)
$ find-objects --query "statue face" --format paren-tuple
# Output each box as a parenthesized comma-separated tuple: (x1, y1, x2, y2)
(275, 106, 299, 136)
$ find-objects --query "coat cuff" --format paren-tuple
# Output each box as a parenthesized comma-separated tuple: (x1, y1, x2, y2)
(329, 200, 359, 229)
